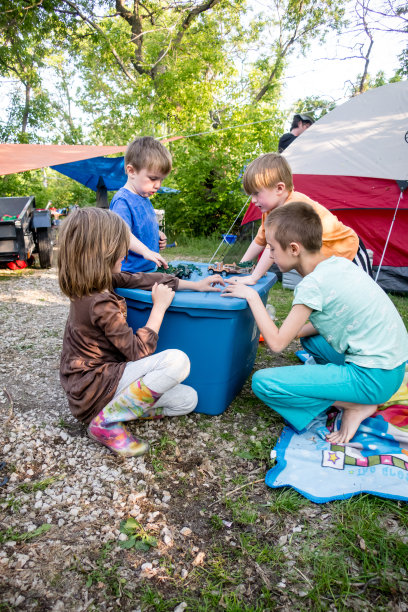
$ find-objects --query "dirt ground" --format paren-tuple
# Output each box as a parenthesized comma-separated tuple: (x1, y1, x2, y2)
(1, 265, 407, 612)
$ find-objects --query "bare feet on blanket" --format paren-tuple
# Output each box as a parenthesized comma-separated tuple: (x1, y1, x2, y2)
(326, 402, 378, 444)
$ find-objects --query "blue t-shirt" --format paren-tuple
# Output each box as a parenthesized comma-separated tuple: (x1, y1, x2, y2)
(293, 257, 408, 369)
(110, 187, 159, 273)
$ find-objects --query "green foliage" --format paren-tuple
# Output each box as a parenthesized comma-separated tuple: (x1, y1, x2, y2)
(118, 517, 158, 551)
(291, 95, 337, 121)
(76, 542, 131, 598)
(0, 523, 52, 544)
(19, 477, 57, 493)
(0, 169, 95, 208)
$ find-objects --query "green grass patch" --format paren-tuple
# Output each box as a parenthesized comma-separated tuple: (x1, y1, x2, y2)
(0, 523, 52, 544)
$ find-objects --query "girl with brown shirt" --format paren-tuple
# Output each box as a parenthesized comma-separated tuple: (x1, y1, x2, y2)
(58, 208, 223, 457)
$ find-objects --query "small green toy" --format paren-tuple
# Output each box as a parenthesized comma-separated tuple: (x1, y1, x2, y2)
(157, 263, 203, 279)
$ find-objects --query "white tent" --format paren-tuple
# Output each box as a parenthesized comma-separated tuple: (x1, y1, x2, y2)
(283, 81, 408, 292)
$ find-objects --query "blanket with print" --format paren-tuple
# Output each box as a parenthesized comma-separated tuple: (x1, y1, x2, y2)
(265, 366, 408, 503)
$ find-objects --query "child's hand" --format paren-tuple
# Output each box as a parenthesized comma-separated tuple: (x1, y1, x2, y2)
(221, 283, 257, 301)
(151, 282, 175, 311)
(227, 275, 258, 286)
(159, 231, 167, 251)
(194, 275, 225, 292)
(144, 247, 168, 269)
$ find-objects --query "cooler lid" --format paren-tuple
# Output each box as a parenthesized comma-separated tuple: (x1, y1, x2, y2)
(116, 261, 277, 311)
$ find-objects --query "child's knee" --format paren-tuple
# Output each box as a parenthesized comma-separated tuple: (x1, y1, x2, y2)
(161, 349, 191, 381)
(162, 385, 198, 416)
(183, 386, 198, 414)
(252, 370, 267, 397)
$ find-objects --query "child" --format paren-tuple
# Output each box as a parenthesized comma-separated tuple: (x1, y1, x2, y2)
(222, 202, 408, 444)
(230, 153, 372, 285)
(58, 207, 224, 457)
(110, 136, 171, 273)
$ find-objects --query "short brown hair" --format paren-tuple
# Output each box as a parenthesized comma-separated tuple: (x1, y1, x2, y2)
(243, 153, 293, 194)
(58, 207, 130, 299)
(265, 201, 322, 252)
(125, 136, 172, 175)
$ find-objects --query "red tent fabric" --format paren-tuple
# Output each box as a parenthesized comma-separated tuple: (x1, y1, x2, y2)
(242, 175, 406, 267)
(241, 82, 408, 290)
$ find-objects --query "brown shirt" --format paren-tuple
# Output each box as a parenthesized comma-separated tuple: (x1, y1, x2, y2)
(60, 272, 179, 424)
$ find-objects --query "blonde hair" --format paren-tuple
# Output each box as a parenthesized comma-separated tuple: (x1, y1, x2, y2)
(58, 207, 130, 299)
(243, 153, 293, 194)
(125, 136, 172, 175)
(265, 201, 322, 252)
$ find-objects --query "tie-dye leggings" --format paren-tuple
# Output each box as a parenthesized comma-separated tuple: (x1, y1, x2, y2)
(95, 348, 197, 426)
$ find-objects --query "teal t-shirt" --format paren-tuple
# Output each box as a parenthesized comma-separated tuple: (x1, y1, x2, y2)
(293, 257, 408, 369)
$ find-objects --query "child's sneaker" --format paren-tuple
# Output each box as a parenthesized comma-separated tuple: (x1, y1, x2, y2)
(88, 421, 149, 457)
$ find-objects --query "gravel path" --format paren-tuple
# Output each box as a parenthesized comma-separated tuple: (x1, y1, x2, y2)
(0, 267, 288, 611)
(1, 267, 407, 612)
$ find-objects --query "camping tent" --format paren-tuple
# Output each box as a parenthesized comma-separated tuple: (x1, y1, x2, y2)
(242, 81, 408, 292)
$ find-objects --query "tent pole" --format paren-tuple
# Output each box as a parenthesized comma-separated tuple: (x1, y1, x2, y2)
(374, 185, 406, 283)
(209, 196, 251, 264)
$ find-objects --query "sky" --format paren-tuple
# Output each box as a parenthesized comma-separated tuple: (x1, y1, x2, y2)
(1, 1, 406, 136)
(272, 0, 408, 120)
(281, 28, 405, 109)
(249, 0, 407, 125)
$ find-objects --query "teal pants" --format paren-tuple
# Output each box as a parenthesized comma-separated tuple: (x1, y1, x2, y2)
(252, 335, 405, 433)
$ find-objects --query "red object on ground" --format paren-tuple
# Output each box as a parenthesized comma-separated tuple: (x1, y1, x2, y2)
(6, 260, 27, 270)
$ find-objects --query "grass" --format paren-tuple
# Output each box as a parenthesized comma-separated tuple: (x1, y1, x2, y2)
(133, 237, 408, 611)
(163, 233, 223, 262)
(3, 236, 407, 611)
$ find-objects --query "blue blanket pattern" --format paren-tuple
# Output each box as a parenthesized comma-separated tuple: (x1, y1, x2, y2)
(265, 405, 408, 503)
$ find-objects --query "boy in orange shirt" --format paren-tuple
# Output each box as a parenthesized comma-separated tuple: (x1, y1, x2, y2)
(231, 153, 371, 285)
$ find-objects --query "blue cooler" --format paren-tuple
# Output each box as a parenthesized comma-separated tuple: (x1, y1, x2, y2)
(116, 261, 276, 415)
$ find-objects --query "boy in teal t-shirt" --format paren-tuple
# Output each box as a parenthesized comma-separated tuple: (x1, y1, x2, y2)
(222, 202, 408, 445)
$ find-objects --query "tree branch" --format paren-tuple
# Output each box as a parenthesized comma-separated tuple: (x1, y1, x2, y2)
(61, 0, 139, 83)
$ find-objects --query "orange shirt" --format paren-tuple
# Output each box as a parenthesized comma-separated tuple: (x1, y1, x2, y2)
(254, 190, 359, 261)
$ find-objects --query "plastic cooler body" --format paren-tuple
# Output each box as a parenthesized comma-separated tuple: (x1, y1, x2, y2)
(116, 261, 277, 415)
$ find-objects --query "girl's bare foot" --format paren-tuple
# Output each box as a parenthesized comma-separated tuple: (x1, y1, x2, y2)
(326, 403, 378, 444)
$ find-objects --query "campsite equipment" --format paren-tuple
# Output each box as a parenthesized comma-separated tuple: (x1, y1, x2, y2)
(0, 196, 54, 268)
(207, 261, 255, 276)
(222, 234, 237, 245)
(242, 81, 408, 292)
(116, 261, 276, 415)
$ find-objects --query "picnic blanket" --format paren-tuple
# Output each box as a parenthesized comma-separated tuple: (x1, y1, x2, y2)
(266, 366, 408, 503)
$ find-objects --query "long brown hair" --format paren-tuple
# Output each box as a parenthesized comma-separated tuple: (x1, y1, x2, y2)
(58, 207, 130, 299)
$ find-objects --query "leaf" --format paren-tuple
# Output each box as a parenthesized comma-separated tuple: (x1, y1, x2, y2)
(118, 536, 137, 549)
(119, 517, 139, 535)
(133, 541, 151, 552)
(236, 451, 255, 459)
(142, 535, 158, 548)
(21, 523, 52, 541)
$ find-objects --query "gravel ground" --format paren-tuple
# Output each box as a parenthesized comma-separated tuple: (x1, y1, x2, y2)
(2, 266, 406, 611)
(0, 266, 296, 611)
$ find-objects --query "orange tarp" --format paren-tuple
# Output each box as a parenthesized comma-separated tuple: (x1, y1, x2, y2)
(0, 144, 127, 176)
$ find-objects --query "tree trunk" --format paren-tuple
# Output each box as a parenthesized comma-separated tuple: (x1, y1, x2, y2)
(21, 83, 31, 133)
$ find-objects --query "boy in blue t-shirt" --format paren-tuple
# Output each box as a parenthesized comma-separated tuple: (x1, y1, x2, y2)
(222, 201, 408, 445)
(110, 136, 171, 273)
